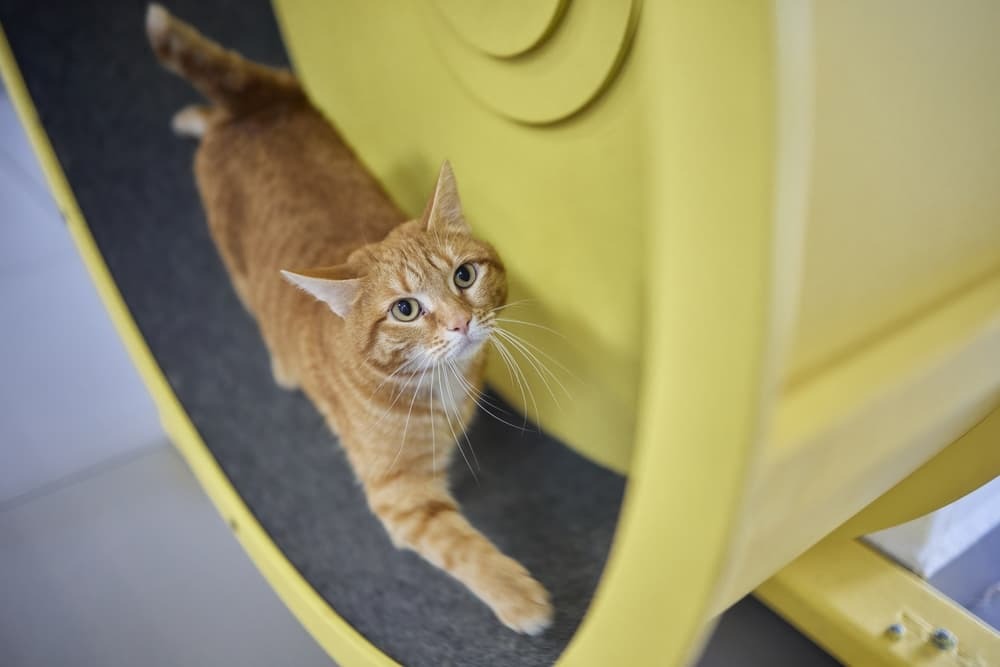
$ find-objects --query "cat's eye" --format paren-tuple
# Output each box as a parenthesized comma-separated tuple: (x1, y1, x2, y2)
(454, 263, 477, 289)
(390, 298, 421, 322)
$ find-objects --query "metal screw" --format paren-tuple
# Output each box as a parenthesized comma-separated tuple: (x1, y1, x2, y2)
(930, 627, 956, 650)
(885, 623, 905, 640)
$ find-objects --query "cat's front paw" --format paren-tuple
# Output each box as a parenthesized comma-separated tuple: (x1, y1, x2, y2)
(486, 557, 553, 635)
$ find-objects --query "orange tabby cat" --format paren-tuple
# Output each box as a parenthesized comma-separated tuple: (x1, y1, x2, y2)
(146, 4, 552, 634)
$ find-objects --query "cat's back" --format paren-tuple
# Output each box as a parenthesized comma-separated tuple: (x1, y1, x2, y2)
(194, 101, 404, 276)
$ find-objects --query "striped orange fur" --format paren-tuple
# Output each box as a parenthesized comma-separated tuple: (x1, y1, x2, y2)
(146, 4, 553, 634)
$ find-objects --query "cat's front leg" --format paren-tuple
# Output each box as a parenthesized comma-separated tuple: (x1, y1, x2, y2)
(365, 472, 553, 635)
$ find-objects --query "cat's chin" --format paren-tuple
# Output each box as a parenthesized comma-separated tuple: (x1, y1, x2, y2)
(447, 336, 487, 364)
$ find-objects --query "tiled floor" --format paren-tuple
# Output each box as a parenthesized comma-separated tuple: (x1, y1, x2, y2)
(0, 86, 332, 667)
(0, 446, 332, 667)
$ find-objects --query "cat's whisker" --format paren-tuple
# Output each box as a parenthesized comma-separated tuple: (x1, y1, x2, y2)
(494, 317, 569, 341)
(364, 358, 428, 434)
(444, 361, 481, 472)
(487, 336, 529, 431)
(366, 356, 418, 404)
(490, 335, 538, 427)
(368, 362, 411, 403)
(364, 383, 412, 434)
(383, 363, 429, 476)
(492, 328, 567, 408)
(497, 335, 539, 428)
(494, 326, 573, 393)
(493, 325, 579, 380)
(429, 364, 437, 477)
(447, 364, 510, 415)
(437, 359, 478, 483)
(456, 366, 492, 404)
(489, 299, 534, 314)
(447, 360, 529, 433)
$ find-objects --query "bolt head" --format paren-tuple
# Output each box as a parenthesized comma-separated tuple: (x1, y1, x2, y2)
(885, 623, 905, 640)
(931, 627, 957, 650)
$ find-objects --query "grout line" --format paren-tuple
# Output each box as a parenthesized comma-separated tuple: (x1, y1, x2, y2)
(0, 438, 169, 515)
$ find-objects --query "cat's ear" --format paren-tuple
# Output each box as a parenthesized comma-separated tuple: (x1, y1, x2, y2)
(281, 264, 361, 318)
(422, 160, 470, 235)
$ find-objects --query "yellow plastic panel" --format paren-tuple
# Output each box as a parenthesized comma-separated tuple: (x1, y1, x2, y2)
(833, 407, 1000, 540)
(555, 2, 777, 664)
(420, 0, 640, 123)
(720, 269, 1000, 607)
(432, 0, 567, 58)
(274, 0, 647, 473)
(758, 538, 1000, 666)
(707, 0, 1000, 606)
(789, 0, 1000, 381)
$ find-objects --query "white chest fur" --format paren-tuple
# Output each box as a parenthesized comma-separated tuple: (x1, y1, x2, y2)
(431, 366, 472, 417)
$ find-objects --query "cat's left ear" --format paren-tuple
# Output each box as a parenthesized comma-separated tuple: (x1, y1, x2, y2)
(422, 160, 471, 235)
(281, 264, 361, 318)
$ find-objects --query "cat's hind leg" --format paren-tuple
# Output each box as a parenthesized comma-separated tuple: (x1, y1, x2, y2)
(270, 354, 298, 391)
(171, 104, 222, 138)
(228, 274, 253, 313)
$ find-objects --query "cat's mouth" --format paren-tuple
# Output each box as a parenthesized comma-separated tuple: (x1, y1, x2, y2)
(448, 334, 485, 360)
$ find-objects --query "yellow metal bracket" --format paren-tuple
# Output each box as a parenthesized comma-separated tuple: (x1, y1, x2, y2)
(757, 538, 1000, 666)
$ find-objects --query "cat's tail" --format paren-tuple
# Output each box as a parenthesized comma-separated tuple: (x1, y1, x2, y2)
(145, 4, 304, 137)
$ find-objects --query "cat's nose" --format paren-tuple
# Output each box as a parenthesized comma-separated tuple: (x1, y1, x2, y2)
(446, 318, 471, 336)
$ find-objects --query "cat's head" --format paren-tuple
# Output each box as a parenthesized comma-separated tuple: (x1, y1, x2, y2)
(282, 162, 507, 372)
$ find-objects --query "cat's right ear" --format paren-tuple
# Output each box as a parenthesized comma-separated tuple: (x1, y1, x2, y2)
(281, 265, 361, 318)
(421, 160, 470, 235)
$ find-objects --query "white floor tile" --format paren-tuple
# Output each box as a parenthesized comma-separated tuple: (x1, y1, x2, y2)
(0, 445, 332, 667)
